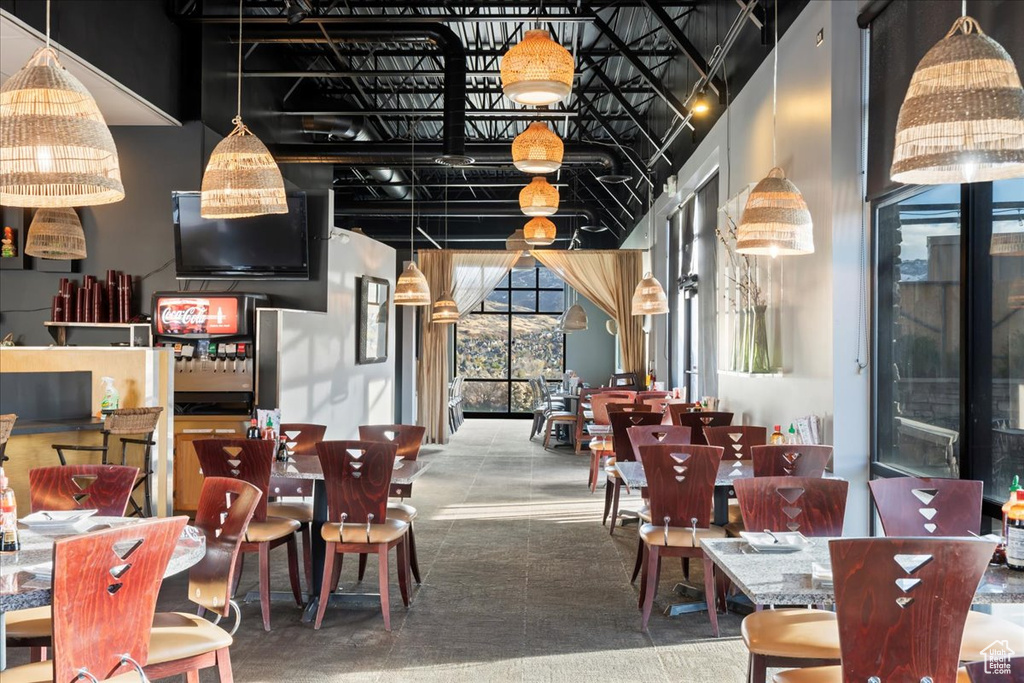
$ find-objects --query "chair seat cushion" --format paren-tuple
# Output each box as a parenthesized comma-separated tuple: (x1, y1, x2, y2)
(387, 501, 418, 523)
(773, 665, 970, 683)
(321, 518, 409, 544)
(266, 501, 313, 523)
(0, 662, 140, 683)
(3, 606, 51, 640)
(244, 516, 301, 542)
(742, 608, 840, 659)
(639, 522, 727, 548)
(147, 612, 234, 664)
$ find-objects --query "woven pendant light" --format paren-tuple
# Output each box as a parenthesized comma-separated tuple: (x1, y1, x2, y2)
(523, 216, 556, 246)
(431, 293, 460, 324)
(500, 29, 574, 106)
(735, 167, 815, 256)
(24, 207, 86, 259)
(519, 177, 559, 216)
(891, 16, 1024, 185)
(396, 262, 431, 306)
(506, 229, 535, 269)
(200, 0, 286, 219)
(632, 272, 669, 316)
(0, 46, 124, 208)
(512, 122, 564, 174)
(560, 303, 588, 332)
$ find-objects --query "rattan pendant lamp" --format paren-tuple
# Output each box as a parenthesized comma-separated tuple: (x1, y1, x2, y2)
(519, 176, 559, 216)
(523, 215, 557, 246)
(891, 8, 1024, 185)
(512, 122, 564, 174)
(500, 26, 574, 106)
(736, 0, 814, 257)
(396, 123, 431, 306)
(200, 0, 287, 219)
(632, 174, 670, 316)
(25, 207, 86, 259)
(0, 1, 124, 207)
(431, 174, 459, 324)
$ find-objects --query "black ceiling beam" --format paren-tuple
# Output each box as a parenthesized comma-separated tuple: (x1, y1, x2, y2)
(237, 39, 678, 58)
(638, 0, 726, 98)
(575, 92, 660, 165)
(186, 13, 595, 24)
(587, 13, 692, 123)
(244, 69, 580, 80)
(285, 107, 582, 118)
(579, 55, 665, 155)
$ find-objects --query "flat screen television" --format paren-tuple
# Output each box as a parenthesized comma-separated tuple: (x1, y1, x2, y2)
(172, 191, 309, 280)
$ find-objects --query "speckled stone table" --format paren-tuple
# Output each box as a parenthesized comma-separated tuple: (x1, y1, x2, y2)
(702, 537, 1024, 605)
(0, 516, 205, 669)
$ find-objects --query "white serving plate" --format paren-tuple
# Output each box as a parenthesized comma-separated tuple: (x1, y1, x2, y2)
(20, 509, 98, 528)
(740, 531, 813, 553)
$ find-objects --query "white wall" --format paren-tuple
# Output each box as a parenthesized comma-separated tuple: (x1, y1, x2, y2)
(276, 227, 397, 440)
(624, 0, 870, 533)
(564, 294, 616, 387)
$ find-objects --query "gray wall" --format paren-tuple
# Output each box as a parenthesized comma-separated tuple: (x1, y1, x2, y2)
(564, 294, 616, 388)
(0, 124, 332, 346)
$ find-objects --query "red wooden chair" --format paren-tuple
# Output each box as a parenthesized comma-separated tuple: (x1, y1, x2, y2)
(1, 517, 187, 683)
(704, 425, 767, 465)
(869, 476, 983, 537)
(590, 392, 639, 425)
(608, 372, 640, 390)
(267, 422, 326, 596)
(28, 464, 139, 517)
(751, 445, 833, 478)
(636, 390, 671, 402)
(573, 388, 632, 454)
(772, 537, 994, 683)
(637, 444, 726, 635)
(144, 477, 261, 682)
(668, 409, 733, 445)
(602, 410, 663, 532)
(195, 439, 303, 631)
(358, 424, 428, 583)
(314, 440, 412, 631)
(734, 477, 848, 537)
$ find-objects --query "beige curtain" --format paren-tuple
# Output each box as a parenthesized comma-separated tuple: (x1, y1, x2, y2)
(415, 250, 521, 444)
(531, 250, 645, 378)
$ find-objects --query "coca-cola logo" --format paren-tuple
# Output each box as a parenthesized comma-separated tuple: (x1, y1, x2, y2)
(161, 306, 208, 326)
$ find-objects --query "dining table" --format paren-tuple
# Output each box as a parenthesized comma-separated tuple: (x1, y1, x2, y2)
(614, 460, 752, 526)
(0, 516, 206, 670)
(701, 537, 1024, 606)
(270, 456, 431, 621)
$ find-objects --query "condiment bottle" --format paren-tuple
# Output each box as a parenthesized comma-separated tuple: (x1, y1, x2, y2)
(770, 425, 785, 445)
(1003, 475, 1022, 540)
(1006, 499, 1024, 571)
(0, 467, 20, 553)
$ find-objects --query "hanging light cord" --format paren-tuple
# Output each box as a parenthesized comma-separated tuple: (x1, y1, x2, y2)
(45, 0, 51, 49)
(772, 0, 778, 167)
(234, 0, 244, 125)
(410, 119, 416, 255)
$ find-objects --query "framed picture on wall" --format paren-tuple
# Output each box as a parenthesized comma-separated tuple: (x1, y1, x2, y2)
(357, 275, 389, 364)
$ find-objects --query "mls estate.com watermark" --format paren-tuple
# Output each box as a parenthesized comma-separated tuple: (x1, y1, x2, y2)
(982, 640, 1015, 676)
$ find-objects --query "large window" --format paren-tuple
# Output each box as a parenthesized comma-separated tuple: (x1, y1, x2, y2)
(455, 267, 565, 415)
(874, 179, 1024, 510)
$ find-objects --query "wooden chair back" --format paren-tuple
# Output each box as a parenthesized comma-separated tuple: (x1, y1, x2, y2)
(608, 410, 663, 462)
(279, 423, 327, 456)
(734, 477, 849, 536)
(51, 516, 187, 682)
(103, 407, 163, 436)
(591, 393, 637, 424)
(194, 439, 274, 522)
(316, 440, 398, 525)
(29, 464, 139, 516)
(751, 444, 833, 477)
(189, 476, 261, 616)
(703, 425, 767, 461)
(358, 424, 426, 461)
(829, 537, 994, 683)
(627, 425, 692, 461)
(639, 444, 724, 529)
(608, 372, 640, 389)
(636, 390, 671, 402)
(868, 477, 983, 537)
(667, 408, 733, 443)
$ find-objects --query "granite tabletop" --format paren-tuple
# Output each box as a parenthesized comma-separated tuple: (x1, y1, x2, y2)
(701, 537, 1024, 605)
(1, 517, 206, 612)
(615, 460, 754, 490)
(271, 456, 430, 486)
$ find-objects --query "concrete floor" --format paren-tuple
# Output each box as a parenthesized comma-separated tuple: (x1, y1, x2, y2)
(12, 418, 751, 681)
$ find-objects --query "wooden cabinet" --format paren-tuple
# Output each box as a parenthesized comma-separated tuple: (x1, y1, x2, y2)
(173, 416, 248, 512)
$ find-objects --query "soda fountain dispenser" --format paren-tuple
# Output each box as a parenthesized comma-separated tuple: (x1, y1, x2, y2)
(152, 292, 268, 413)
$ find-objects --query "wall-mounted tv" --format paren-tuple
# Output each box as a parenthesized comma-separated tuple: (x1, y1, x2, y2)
(172, 191, 309, 280)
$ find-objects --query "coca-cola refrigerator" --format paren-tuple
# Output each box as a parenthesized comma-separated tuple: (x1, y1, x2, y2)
(152, 292, 269, 412)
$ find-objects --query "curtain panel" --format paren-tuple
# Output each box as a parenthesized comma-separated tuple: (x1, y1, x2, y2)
(415, 250, 521, 444)
(530, 250, 646, 378)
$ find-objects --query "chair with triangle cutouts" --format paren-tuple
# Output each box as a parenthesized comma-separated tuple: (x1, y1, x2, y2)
(29, 464, 139, 516)
(602, 409, 663, 533)
(668, 410, 734, 445)
(750, 444, 833, 478)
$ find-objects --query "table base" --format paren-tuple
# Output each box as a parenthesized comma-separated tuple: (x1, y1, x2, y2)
(300, 591, 389, 623)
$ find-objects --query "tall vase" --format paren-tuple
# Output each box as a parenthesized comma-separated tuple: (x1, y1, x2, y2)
(749, 304, 771, 373)
(733, 308, 749, 372)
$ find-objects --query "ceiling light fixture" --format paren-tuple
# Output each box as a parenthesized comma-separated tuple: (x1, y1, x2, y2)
(24, 207, 86, 259)
(284, 0, 309, 25)
(519, 176, 559, 217)
(396, 121, 431, 306)
(432, 172, 459, 324)
(512, 122, 564, 174)
(523, 216, 556, 246)
(500, 29, 575, 106)
(201, 0, 287, 219)
(632, 272, 670, 316)
(692, 88, 712, 115)
(736, 0, 814, 256)
(891, 14, 1024, 184)
(0, 0, 124, 207)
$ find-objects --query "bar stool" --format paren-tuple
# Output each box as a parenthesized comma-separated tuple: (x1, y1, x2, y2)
(52, 407, 163, 516)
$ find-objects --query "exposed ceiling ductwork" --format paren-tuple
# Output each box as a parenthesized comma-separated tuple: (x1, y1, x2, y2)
(301, 115, 411, 199)
(334, 201, 598, 225)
